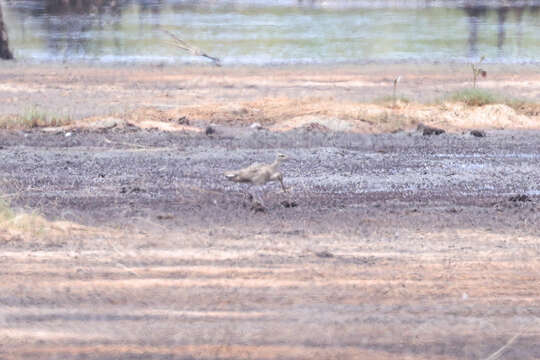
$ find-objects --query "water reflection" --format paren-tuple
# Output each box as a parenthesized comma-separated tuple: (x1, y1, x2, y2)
(463, 3, 538, 58)
(2, 0, 540, 63)
(138, 0, 163, 29)
(0, 1, 13, 59)
(464, 5, 486, 57)
(33, 0, 130, 60)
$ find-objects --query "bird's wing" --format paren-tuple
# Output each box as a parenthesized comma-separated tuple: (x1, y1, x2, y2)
(225, 162, 260, 178)
(249, 171, 269, 185)
(235, 162, 263, 177)
(225, 162, 272, 183)
(237, 165, 264, 181)
(243, 162, 263, 171)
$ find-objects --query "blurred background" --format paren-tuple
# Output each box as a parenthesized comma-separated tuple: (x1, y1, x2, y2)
(1, 0, 539, 64)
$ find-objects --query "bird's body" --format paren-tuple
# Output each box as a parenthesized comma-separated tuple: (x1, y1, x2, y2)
(224, 154, 288, 200)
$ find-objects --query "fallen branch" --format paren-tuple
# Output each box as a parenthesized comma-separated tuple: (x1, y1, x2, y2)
(162, 29, 221, 66)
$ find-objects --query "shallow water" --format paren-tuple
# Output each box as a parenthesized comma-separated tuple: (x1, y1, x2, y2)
(3, 0, 540, 64)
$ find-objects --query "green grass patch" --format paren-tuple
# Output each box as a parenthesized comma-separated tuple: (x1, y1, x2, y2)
(445, 89, 539, 115)
(447, 88, 500, 107)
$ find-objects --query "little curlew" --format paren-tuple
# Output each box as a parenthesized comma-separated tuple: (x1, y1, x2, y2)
(224, 153, 289, 204)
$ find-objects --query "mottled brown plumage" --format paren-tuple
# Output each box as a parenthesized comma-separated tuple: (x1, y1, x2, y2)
(224, 153, 288, 193)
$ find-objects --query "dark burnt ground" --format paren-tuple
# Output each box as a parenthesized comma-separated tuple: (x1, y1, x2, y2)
(0, 127, 539, 360)
(0, 127, 538, 232)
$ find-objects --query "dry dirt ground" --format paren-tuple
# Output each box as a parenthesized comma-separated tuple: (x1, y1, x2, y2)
(1, 63, 540, 126)
(0, 64, 539, 359)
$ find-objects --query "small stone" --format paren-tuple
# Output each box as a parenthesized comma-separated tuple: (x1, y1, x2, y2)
(250, 122, 263, 130)
(418, 123, 445, 136)
(176, 116, 189, 125)
(303, 122, 330, 132)
(316, 250, 334, 258)
(205, 126, 215, 135)
(281, 200, 298, 208)
(250, 201, 266, 212)
(89, 117, 124, 130)
(470, 130, 486, 137)
(509, 194, 531, 202)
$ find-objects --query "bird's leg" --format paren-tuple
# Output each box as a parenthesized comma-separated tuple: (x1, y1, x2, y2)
(245, 185, 254, 202)
(278, 174, 288, 193)
(254, 187, 265, 207)
(244, 185, 262, 206)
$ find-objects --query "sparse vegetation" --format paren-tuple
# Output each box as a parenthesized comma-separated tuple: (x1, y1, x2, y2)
(504, 97, 540, 116)
(392, 75, 401, 106)
(0, 199, 83, 243)
(375, 95, 410, 106)
(445, 89, 540, 115)
(0, 197, 14, 221)
(0, 107, 72, 129)
(0, 197, 44, 238)
(471, 56, 487, 88)
(373, 76, 409, 107)
(447, 88, 500, 106)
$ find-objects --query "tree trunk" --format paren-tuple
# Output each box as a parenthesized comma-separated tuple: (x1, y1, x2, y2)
(0, 2, 14, 60)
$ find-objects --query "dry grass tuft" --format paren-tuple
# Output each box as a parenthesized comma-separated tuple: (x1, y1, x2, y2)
(505, 99, 540, 117)
(374, 95, 410, 107)
(5, 95, 537, 134)
(0, 198, 14, 221)
(0, 108, 72, 129)
(123, 97, 417, 133)
(447, 88, 500, 107)
(445, 89, 539, 118)
(0, 198, 90, 246)
(114, 96, 539, 133)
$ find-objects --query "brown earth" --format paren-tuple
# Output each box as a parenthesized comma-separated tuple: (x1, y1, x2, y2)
(0, 63, 539, 359)
(0, 63, 539, 132)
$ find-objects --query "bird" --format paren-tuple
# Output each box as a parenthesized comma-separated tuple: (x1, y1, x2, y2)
(224, 153, 289, 205)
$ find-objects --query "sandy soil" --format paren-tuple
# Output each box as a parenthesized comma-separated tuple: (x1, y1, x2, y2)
(0, 63, 539, 359)
(0, 63, 539, 130)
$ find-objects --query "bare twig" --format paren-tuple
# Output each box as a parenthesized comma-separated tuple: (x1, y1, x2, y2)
(162, 29, 221, 66)
(104, 236, 140, 277)
(471, 56, 487, 88)
(392, 75, 401, 106)
(103, 137, 148, 149)
(483, 331, 522, 360)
